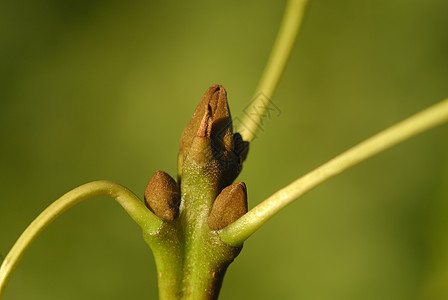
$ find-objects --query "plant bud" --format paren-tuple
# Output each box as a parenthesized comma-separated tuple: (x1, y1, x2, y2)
(144, 170, 180, 221)
(208, 182, 248, 230)
(178, 85, 249, 188)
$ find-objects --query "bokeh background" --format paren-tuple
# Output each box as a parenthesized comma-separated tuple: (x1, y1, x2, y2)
(1, 0, 448, 299)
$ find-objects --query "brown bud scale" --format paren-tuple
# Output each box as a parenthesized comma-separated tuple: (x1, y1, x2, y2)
(208, 182, 248, 230)
(144, 170, 180, 221)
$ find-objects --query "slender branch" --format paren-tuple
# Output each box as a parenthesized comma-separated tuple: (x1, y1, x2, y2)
(0, 180, 160, 298)
(238, 0, 308, 142)
(220, 97, 448, 246)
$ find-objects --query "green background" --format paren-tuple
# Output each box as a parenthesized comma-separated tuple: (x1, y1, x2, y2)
(1, 0, 448, 299)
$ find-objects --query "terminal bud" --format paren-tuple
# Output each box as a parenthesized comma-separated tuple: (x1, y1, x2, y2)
(178, 85, 249, 188)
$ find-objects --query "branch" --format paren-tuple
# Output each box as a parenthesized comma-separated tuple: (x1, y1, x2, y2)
(0, 180, 160, 298)
(238, 0, 309, 142)
(220, 97, 448, 247)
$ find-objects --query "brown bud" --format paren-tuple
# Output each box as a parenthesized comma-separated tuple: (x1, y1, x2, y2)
(178, 85, 232, 174)
(179, 85, 232, 152)
(178, 85, 250, 188)
(144, 170, 180, 221)
(208, 182, 248, 230)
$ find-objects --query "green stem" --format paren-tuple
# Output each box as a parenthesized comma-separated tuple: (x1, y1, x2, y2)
(0, 180, 160, 298)
(220, 97, 448, 247)
(239, 0, 308, 142)
(143, 162, 242, 299)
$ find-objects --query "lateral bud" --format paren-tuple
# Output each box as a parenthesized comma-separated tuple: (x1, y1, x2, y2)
(144, 170, 180, 221)
(208, 182, 248, 230)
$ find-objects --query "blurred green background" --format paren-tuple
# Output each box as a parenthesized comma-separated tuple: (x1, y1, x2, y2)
(1, 0, 448, 299)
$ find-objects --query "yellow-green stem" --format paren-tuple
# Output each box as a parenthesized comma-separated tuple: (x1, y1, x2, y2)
(220, 97, 448, 247)
(0, 180, 160, 298)
(239, 0, 308, 142)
